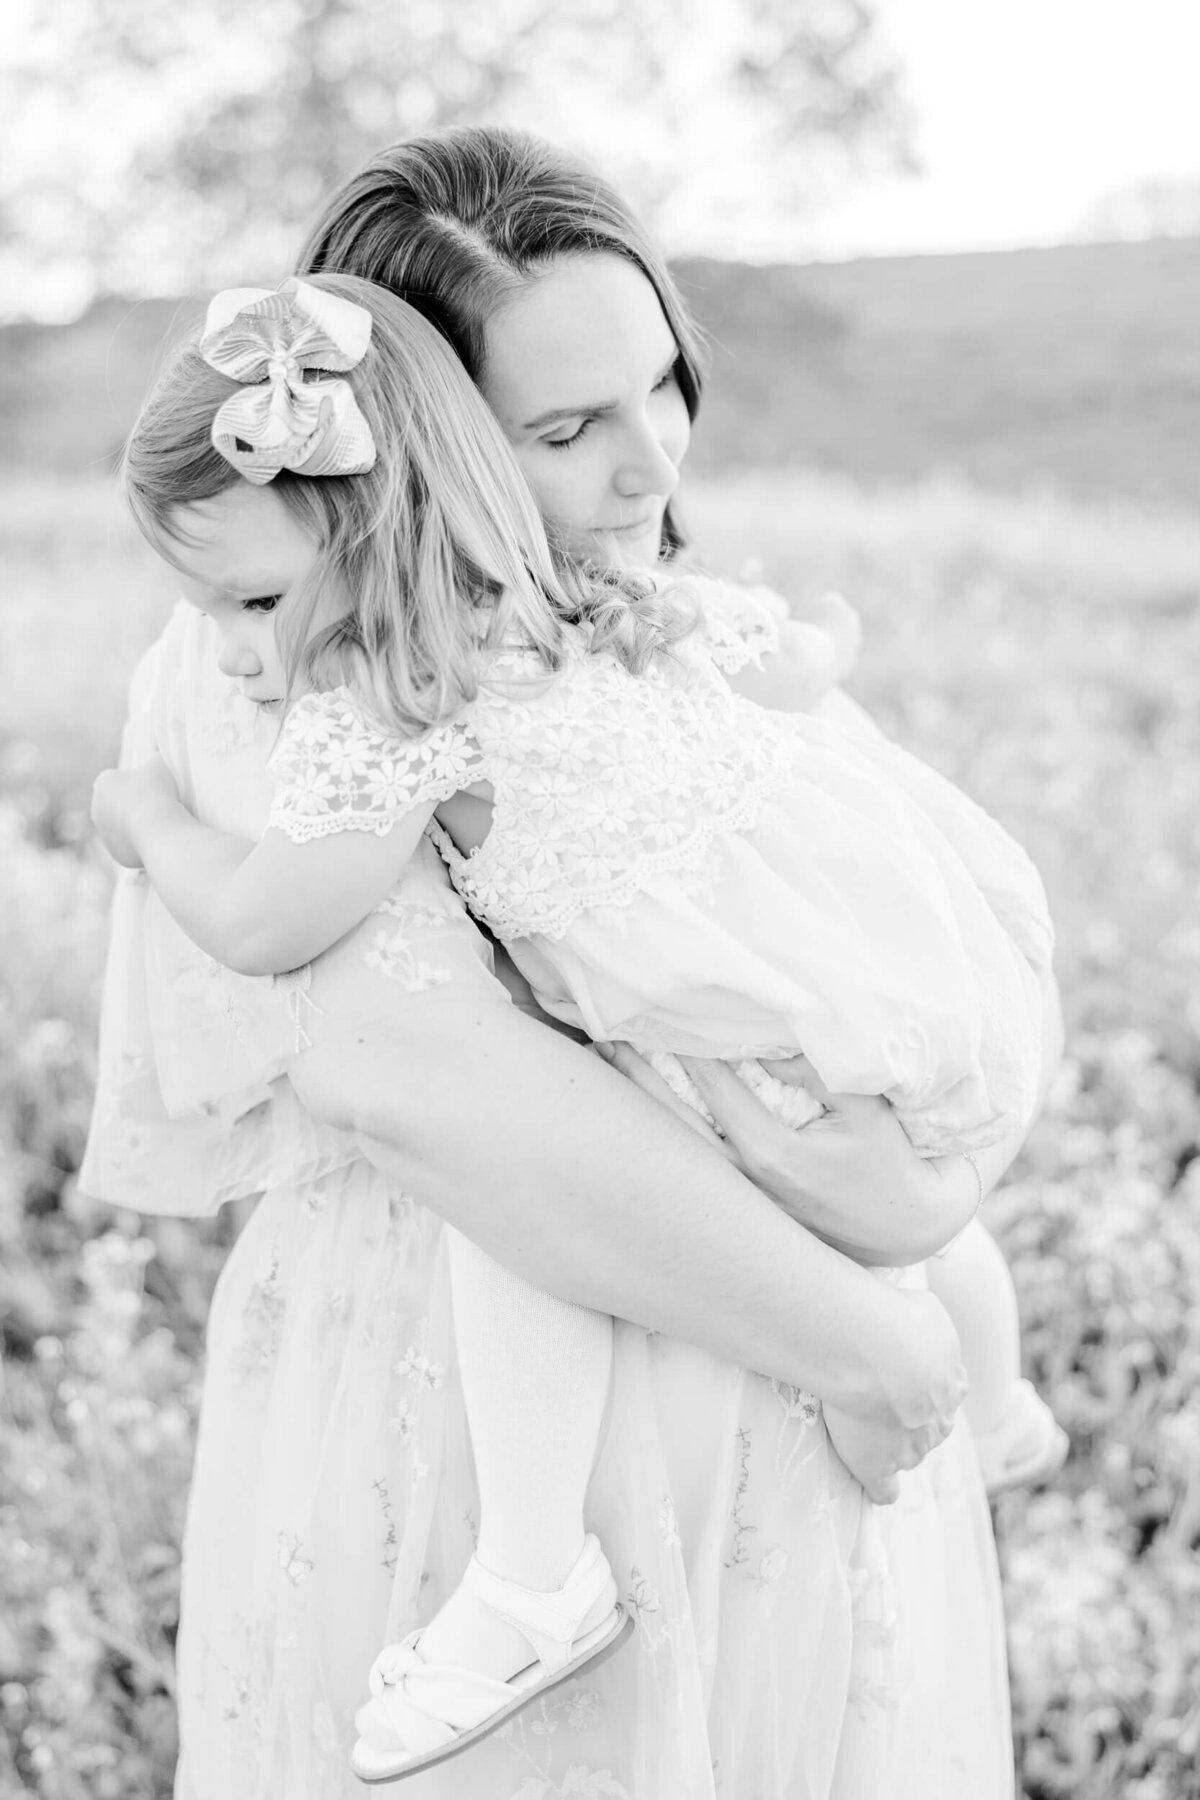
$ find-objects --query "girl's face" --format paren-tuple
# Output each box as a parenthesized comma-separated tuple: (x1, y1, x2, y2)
(480, 253, 692, 569)
(166, 484, 320, 709)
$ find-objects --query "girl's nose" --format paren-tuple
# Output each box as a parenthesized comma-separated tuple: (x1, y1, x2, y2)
(216, 637, 263, 680)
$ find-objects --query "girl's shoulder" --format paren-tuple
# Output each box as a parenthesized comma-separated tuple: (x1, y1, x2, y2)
(275, 685, 478, 752)
(268, 686, 487, 838)
(271, 684, 379, 749)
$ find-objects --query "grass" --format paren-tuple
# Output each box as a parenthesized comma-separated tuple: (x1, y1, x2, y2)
(1, 469, 1199, 1796)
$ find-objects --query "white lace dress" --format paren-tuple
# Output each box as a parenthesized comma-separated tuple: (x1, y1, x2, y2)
(81, 598, 1015, 1800)
(268, 580, 1053, 1159)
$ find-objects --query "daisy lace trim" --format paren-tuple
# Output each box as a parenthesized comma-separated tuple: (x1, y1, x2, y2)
(266, 689, 486, 844)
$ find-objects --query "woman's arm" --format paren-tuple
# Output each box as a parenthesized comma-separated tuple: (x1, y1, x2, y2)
(92, 757, 431, 975)
(685, 1055, 996, 1264)
(288, 987, 967, 1503)
(590, 1041, 988, 1264)
(658, 962, 1068, 1265)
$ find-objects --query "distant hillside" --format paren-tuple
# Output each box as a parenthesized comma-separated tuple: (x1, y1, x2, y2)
(7, 237, 1200, 502)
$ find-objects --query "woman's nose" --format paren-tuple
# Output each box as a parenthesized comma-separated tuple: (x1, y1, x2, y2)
(216, 636, 263, 680)
(615, 421, 681, 499)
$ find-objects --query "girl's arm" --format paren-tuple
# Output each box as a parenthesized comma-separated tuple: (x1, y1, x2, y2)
(287, 987, 968, 1504)
(92, 756, 432, 976)
(725, 592, 862, 713)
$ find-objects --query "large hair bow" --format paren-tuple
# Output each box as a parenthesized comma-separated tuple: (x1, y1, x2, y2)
(200, 277, 377, 484)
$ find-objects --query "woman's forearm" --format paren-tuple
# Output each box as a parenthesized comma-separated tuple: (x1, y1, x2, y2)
(287, 989, 963, 1433)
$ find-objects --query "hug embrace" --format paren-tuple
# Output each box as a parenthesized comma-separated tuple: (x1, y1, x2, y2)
(84, 125, 1066, 1799)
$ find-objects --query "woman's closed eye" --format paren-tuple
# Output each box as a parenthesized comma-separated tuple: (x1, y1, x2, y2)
(544, 369, 681, 452)
(545, 417, 594, 452)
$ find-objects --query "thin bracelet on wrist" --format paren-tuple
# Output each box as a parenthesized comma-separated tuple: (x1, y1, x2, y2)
(931, 1148, 985, 1258)
(960, 1146, 985, 1219)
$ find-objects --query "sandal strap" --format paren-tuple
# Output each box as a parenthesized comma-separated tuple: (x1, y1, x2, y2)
(356, 1540, 625, 1766)
(366, 1638, 519, 1745)
(463, 1534, 616, 1675)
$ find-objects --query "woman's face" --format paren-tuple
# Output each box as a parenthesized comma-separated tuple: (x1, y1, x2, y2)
(480, 253, 692, 569)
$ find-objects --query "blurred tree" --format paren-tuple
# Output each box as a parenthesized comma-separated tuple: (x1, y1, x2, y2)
(1081, 173, 1200, 242)
(0, 0, 911, 318)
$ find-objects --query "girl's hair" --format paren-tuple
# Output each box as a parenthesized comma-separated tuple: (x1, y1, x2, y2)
(296, 125, 706, 558)
(123, 273, 694, 735)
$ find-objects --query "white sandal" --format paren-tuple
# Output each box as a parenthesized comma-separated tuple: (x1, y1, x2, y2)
(972, 1380, 1069, 1497)
(351, 1535, 633, 1785)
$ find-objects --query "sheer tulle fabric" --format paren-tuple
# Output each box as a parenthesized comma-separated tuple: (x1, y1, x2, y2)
(81, 604, 1013, 1799)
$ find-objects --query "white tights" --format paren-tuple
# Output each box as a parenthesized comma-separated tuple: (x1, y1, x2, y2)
(446, 1228, 613, 1592)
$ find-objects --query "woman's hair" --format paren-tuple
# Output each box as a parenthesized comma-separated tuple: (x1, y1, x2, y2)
(296, 125, 705, 558)
(123, 273, 694, 735)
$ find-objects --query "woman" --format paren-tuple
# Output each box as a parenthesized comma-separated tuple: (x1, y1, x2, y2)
(83, 127, 1035, 1798)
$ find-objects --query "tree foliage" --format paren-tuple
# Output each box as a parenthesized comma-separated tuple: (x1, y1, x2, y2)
(1, 0, 910, 316)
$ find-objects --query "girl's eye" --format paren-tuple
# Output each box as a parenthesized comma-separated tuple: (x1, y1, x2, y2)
(545, 419, 593, 452)
(242, 595, 282, 614)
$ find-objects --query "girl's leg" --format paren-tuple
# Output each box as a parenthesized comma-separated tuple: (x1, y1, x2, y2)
(927, 1219, 1021, 1435)
(415, 1227, 615, 1680)
(927, 1218, 1066, 1493)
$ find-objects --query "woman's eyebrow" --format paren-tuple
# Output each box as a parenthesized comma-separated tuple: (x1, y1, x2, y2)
(522, 350, 678, 432)
(523, 397, 617, 432)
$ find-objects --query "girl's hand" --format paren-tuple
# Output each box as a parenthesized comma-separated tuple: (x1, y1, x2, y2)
(91, 756, 180, 868)
(786, 592, 863, 708)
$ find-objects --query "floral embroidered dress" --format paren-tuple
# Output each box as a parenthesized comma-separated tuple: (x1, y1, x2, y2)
(81, 597, 1015, 1800)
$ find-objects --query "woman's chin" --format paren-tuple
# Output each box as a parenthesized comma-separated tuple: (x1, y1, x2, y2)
(589, 526, 662, 572)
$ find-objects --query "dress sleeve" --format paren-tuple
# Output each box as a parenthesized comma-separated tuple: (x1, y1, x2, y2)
(691, 578, 790, 674)
(79, 613, 364, 1217)
(79, 618, 280, 1216)
(267, 689, 485, 843)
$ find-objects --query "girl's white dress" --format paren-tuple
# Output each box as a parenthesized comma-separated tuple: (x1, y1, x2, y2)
(268, 580, 1052, 1157)
(81, 596, 1016, 1800)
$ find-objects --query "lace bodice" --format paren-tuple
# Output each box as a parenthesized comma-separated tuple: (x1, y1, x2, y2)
(269, 581, 801, 941)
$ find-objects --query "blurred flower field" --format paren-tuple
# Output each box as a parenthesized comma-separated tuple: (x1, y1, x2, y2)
(2, 471, 1199, 1798)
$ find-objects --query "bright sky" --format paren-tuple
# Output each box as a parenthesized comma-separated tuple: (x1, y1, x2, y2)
(809, 0, 1200, 257)
(4, 0, 1200, 322)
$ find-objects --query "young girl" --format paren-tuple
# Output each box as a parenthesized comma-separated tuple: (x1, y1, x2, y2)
(94, 272, 1062, 1783)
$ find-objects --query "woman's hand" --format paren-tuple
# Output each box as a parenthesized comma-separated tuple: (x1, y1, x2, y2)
(596, 1043, 992, 1264)
(677, 1053, 999, 1265)
(91, 756, 180, 868)
(823, 1288, 967, 1504)
(592, 1041, 732, 1152)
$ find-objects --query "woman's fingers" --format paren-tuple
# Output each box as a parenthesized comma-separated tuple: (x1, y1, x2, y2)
(758, 1056, 890, 1131)
(822, 1404, 905, 1504)
(675, 1056, 782, 1162)
(594, 1043, 732, 1153)
(757, 1051, 827, 1097)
